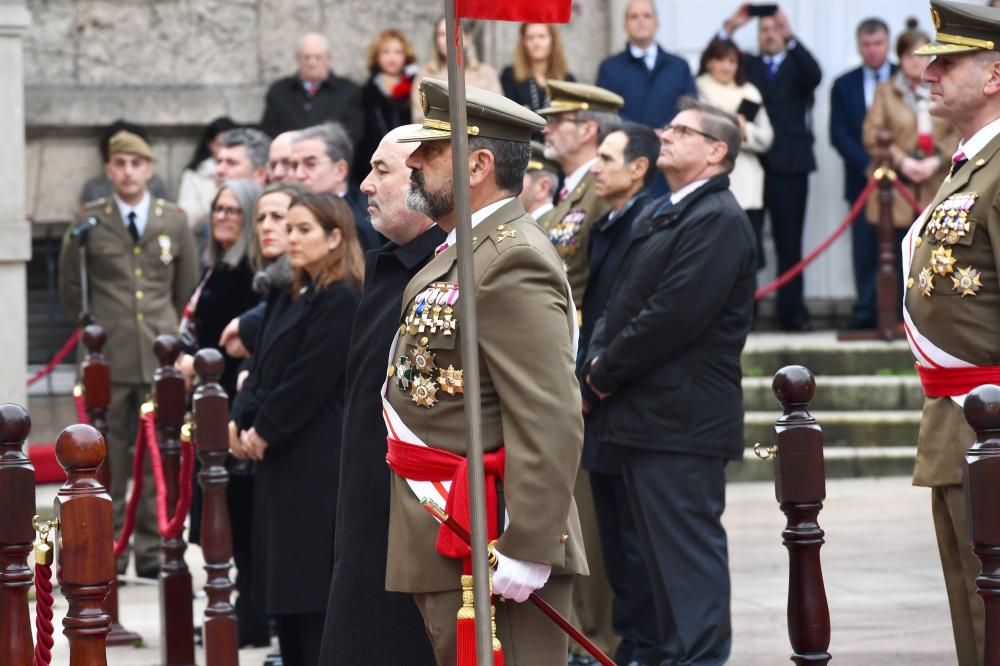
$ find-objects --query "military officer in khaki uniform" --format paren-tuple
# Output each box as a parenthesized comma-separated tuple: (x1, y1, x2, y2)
(519, 141, 562, 221)
(537, 80, 623, 308)
(537, 79, 623, 660)
(59, 130, 198, 576)
(382, 78, 586, 665)
(902, 2, 1000, 663)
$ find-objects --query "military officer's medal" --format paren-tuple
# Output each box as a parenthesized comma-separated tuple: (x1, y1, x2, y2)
(952, 266, 983, 297)
(926, 193, 976, 244)
(438, 365, 464, 397)
(918, 266, 935, 297)
(157, 235, 174, 265)
(411, 375, 438, 408)
(929, 245, 957, 277)
(395, 356, 413, 392)
(549, 209, 586, 258)
(411, 345, 437, 375)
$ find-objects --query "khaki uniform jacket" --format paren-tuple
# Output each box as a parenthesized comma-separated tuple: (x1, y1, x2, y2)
(538, 171, 611, 307)
(385, 200, 586, 594)
(58, 196, 198, 385)
(906, 132, 1000, 487)
(863, 80, 961, 228)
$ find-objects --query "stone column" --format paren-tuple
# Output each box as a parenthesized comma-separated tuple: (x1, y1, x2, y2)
(0, 1, 32, 408)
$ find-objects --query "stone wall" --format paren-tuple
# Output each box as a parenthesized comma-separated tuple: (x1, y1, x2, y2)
(23, 0, 613, 224)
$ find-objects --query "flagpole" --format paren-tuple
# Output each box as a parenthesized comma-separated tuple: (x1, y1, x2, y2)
(443, 1, 494, 663)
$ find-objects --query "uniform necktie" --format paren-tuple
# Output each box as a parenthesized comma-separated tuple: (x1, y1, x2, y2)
(558, 186, 569, 202)
(127, 211, 139, 243)
(435, 241, 450, 256)
(949, 150, 968, 179)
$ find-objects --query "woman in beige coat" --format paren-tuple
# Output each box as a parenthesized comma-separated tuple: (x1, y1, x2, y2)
(696, 38, 774, 269)
(411, 17, 501, 120)
(863, 21, 960, 229)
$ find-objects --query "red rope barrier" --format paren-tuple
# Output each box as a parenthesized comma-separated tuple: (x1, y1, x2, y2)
(27, 329, 81, 387)
(113, 409, 194, 557)
(755, 177, 880, 301)
(72, 390, 89, 425)
(32, 563, 55, 666)
(892, 177, 924, 214)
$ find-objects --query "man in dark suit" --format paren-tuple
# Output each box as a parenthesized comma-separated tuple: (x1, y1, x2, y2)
(830, 18, 895, 329)
(581, 122, 665, 666)
(289, 122, 382, 252)
(585, 99, 756, 666)
(318, 124, 440, 665)
(723, 5, 822, 331)
(260, 32, 363, 143)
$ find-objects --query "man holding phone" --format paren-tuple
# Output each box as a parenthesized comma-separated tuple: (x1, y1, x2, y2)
(722, 3, 822, 332)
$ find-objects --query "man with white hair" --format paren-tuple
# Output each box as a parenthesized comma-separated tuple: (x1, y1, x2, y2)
(318, 124, 442, 665)
(260, 32, 363, 142)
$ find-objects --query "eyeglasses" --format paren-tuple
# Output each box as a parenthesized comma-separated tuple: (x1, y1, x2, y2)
(662, 123, 721, 142)
(212, 205, 242, 218)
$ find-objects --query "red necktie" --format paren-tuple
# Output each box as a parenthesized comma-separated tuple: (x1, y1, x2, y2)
(949, 150, 968, 178)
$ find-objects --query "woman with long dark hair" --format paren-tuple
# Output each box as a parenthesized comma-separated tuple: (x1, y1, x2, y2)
(229, 192, 363, 665)
(500, 23, 575, 111)
(177, 116, 237, 239)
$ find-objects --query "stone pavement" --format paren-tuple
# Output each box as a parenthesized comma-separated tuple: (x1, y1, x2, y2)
(33, 476, 958, 665)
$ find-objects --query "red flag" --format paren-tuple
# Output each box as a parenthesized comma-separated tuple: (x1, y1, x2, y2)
(456, 0, 571, 23)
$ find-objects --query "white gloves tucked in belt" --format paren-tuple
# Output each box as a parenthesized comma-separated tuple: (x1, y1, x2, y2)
(491, 549, 551, 602)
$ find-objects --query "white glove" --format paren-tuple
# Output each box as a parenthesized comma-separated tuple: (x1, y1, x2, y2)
(491, 549, 551, 603)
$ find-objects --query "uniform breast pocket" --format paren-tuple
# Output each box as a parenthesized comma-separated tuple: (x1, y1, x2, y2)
(93, 242, 127, 259)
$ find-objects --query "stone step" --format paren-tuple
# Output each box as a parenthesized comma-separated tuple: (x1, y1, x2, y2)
(728, 446, 916, 482)
(742, 332, 914, 377)
(744, 410, 921, 449)
(743, 375, 924, 412)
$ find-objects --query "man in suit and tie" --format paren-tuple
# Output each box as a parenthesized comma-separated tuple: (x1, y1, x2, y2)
(723, 4, 822, 331)
(831, 18, 895, 330)
(59, 130, 198, 577)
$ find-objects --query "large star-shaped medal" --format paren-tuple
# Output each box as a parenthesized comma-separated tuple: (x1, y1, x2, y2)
(918, 266, 935, 297)
(410, 375, 439, 408)
(951, 266, 983, 297)
(411, 345, 438, 375)
(437, 365, 465, 397)
(395, 356, 412, 392)
(930, 245, 957, 277)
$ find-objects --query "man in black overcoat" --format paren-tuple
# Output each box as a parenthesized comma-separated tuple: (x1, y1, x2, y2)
(318, 124, 441, 664)
(585, 99, 756, 666)
(722, 5, 821, 331)
(580, 122, 664, 666)
(260, 32, 364, 143)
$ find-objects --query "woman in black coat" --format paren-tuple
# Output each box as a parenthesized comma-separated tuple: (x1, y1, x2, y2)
(229, 192, 364, 666)
(499, 22, 575, 112)
(353, 29, 417, 183)
(176, 178, 271, 647)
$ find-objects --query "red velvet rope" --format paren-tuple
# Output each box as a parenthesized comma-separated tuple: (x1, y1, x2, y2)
(73, 392, 89, 425)
(32, 563, 55, 666)
(891, 177, 924, 213)
(755, 177, 879, 301)
(113, 410, 194, 557)
(27, 329, 81, 387)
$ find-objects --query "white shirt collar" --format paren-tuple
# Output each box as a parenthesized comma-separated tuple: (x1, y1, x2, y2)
(763, 51, 787, 68)
(669, 179, 709, 205)
(113, 190, 152, 238)
(628, 42, 658, 70)
(530, 201, 554, 221)
(956, 117, 1000, 161)
(444, 197, 515, 247)
(563, 158, 598, 199)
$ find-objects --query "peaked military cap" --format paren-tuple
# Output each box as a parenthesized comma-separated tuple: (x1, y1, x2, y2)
(527, 141, 561, 175)
(108, 130, 154, 161)
(915, 0, 1000, 55)
(536, 80, 624, 116)
(398, 78, 545, 144)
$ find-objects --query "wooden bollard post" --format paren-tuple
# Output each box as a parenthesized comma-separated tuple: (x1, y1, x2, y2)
(874, 130, 900, 342)
(154, 335, 196, 665)
(55, 424, 114, 665)
(0, 404, 34, 665)
(769, 366, 831, 665)
(193, 348, 238, 665)
(962, 384, 1000, 665)
(81, 323, 141, 646)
